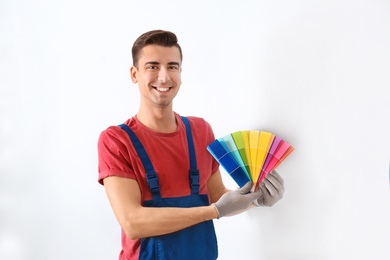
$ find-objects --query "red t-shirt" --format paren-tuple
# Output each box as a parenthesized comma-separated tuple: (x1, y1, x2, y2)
(97, 112, 219, 259)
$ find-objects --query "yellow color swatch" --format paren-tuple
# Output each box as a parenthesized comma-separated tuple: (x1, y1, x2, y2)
(252, 131, 274, 183)
(248, 130, 260, 182)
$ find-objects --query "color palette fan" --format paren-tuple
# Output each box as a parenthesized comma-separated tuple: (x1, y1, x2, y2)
(207, 130, 294, 190)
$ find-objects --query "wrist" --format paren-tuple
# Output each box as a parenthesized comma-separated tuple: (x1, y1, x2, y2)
(211, 203, 220, 219)
(252, 199, 261, 207)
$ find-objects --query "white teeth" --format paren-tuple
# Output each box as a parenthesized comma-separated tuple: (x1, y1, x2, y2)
(156, 87, 169, 92)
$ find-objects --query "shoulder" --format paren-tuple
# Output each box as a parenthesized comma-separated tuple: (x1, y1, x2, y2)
(180, 115, 212, 130)
(98, 118, 135, 146)
(177, 114, 216, 141)
(98, 125, 124, 143)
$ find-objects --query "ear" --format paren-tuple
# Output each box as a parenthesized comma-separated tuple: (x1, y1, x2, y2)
(130, 66, 138, 83)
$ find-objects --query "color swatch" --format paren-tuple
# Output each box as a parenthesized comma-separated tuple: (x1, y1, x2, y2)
(207, 130, 294, 190)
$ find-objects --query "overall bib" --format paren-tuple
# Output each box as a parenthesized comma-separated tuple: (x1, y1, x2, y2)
(119, 117, 218, 260)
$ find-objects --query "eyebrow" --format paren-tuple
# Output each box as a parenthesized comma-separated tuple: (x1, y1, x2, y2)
(144, 61, 180, 66)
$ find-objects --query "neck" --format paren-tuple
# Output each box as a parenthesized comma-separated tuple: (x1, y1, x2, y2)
(137, 106, 177, 133)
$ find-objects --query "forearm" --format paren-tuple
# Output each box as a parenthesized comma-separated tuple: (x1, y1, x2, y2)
(121, 204, 218, 239)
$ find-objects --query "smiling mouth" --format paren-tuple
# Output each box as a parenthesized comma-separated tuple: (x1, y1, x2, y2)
(153, 86, 171, 92)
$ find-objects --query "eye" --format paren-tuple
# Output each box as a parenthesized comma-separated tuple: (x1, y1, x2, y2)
(147, 65, 158, 70)
(168, 65, 179, 70)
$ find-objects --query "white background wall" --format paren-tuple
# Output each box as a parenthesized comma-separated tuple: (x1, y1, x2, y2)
(1, 0, 389, 259)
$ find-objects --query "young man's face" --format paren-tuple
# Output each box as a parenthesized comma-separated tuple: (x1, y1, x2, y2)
(131, 44, 182, 108)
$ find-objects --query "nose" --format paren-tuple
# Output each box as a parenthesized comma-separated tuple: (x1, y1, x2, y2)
(158, 66, 170, 83)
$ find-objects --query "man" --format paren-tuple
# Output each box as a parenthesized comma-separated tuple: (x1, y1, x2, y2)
(98, 30, 285, 260)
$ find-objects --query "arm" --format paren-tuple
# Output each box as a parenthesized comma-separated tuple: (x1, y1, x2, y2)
(207, 169, 230, 204)
(103, 176, 219, 240)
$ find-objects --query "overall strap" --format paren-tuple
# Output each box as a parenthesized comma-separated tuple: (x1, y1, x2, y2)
(119, 124, 161, 200)
(181, 116, 200, 194)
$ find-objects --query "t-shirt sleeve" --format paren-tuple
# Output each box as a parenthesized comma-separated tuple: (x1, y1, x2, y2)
(97, 126, 136, 185)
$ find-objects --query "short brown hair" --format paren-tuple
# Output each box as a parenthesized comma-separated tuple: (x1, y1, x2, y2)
(131, 30, 183, 67)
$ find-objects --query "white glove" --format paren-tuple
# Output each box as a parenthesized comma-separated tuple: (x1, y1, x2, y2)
(214, 182, 261, 218)
(253, 170, 285, 207)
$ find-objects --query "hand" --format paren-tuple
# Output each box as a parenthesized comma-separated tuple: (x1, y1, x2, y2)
(213, 182, 261, 218)
(254, 170, 285, 207)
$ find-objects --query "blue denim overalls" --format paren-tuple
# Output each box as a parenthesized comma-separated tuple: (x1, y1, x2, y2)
(119, 116, 218, 260)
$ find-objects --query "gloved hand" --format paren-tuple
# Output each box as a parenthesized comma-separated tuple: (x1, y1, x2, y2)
(213, 181, 261, 218)
(253, 170, 285, 207)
